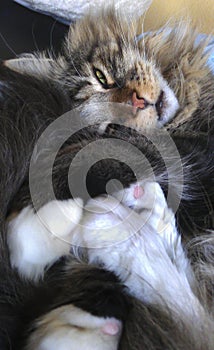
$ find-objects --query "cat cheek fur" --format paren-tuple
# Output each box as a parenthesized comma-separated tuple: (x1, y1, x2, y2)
(0, 5, 213, 350)
(4, 7, 213, 133)
(5, 11, 180, 130)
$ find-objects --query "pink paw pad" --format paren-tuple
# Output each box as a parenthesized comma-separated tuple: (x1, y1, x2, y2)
(133, 185, 144, 199)
(101, 320, 121, 335)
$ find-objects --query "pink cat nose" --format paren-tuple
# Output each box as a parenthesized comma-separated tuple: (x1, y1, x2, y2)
(132, 91, 149, 109)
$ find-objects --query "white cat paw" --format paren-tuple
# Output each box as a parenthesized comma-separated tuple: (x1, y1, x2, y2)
(7, 198, 83, 281)
(123, 181, 167, 230)
(37, 198, 83, 237)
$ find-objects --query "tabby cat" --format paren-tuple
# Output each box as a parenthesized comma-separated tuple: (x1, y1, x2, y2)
(0, 3, 213, 350)
(5, 7, 213, 133)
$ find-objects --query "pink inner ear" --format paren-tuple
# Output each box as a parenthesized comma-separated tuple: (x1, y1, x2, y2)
(134, 185, 144, 199)
(101, 320, 121, 335)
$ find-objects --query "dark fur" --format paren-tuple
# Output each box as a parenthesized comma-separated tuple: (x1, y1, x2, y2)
(0, 67, 131, 349)
(0, 8, 214, 349)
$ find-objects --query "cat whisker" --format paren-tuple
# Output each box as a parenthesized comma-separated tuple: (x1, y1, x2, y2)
(69, 57, 84, 78)
(31, 22, 39, 53)
(0, 31, 17, 57)
(49, 20, 57, 57)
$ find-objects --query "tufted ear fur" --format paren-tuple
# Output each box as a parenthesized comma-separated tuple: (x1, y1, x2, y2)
(64, 3, 149, 60)
(4, 55, 54, 77)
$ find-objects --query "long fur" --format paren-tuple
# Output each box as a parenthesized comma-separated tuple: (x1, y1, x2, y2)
(0, 5, 214, 349)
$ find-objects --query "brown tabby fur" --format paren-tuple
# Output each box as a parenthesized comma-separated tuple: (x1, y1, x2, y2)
(5, 8, 214, 133)
(1, 4, 214, 350)
(56, 9, 214, 132)
(142, 24, 213, 129)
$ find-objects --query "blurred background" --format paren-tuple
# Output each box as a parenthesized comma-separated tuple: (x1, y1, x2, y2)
(0, 0, 68, 60)
(144, 0, 214, 33)
(0, 0, 213, 60)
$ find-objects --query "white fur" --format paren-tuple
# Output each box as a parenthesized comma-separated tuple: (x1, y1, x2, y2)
(158, 79, 180, 127)
(72, 183, 196, 314)
(26, 304, 122, 350)
(8, 181, 200, 319)
(7, 198, 83, 280)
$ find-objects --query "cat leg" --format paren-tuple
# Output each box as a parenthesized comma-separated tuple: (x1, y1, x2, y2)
(129, 181, 192, 280)
(26, 304, 122, 350)
(143, 183, 195, 286)
(84, 217, 200, 319)
(7, 198, 83, 281)
(116, 181, 168, 230)
(129, 181, 196, 300)
(75, 182, 198, 315)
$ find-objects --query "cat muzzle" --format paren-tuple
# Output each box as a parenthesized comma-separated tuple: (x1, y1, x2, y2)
(132, 90, 164, 119)
(132, 91, 149, 109)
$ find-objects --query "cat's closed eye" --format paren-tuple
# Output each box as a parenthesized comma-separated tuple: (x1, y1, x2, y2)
(4, 9, 181, 131)
(5, 7, 211, 133)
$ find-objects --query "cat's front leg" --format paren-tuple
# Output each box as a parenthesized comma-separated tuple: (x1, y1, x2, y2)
(74, 182, 196, 312)
(138, 182, 192, 278)
(7, 198, 83, 280)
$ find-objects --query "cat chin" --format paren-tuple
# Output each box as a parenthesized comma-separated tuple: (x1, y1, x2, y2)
(158, 81, 180, 126)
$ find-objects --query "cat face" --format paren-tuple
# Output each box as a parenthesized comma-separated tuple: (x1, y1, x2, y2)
(5, 9, 179, 131)
(60, 10, 179, 129)
(5, 7, 211, 132)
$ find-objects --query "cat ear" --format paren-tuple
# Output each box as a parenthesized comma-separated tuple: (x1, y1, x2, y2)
(4, 56, 54, 77)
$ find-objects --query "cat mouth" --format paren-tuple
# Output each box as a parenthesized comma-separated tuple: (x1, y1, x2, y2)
(131, 91, 165, 120)
(132, 105, 163, 120)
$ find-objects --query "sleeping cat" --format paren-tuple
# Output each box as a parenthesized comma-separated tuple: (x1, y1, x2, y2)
(0, 4, 213, 350)
(5, 7, 212, 133)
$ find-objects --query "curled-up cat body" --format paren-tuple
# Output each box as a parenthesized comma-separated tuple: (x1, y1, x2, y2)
(1, 3, 214, 350)
(1, 4, 213, 236)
